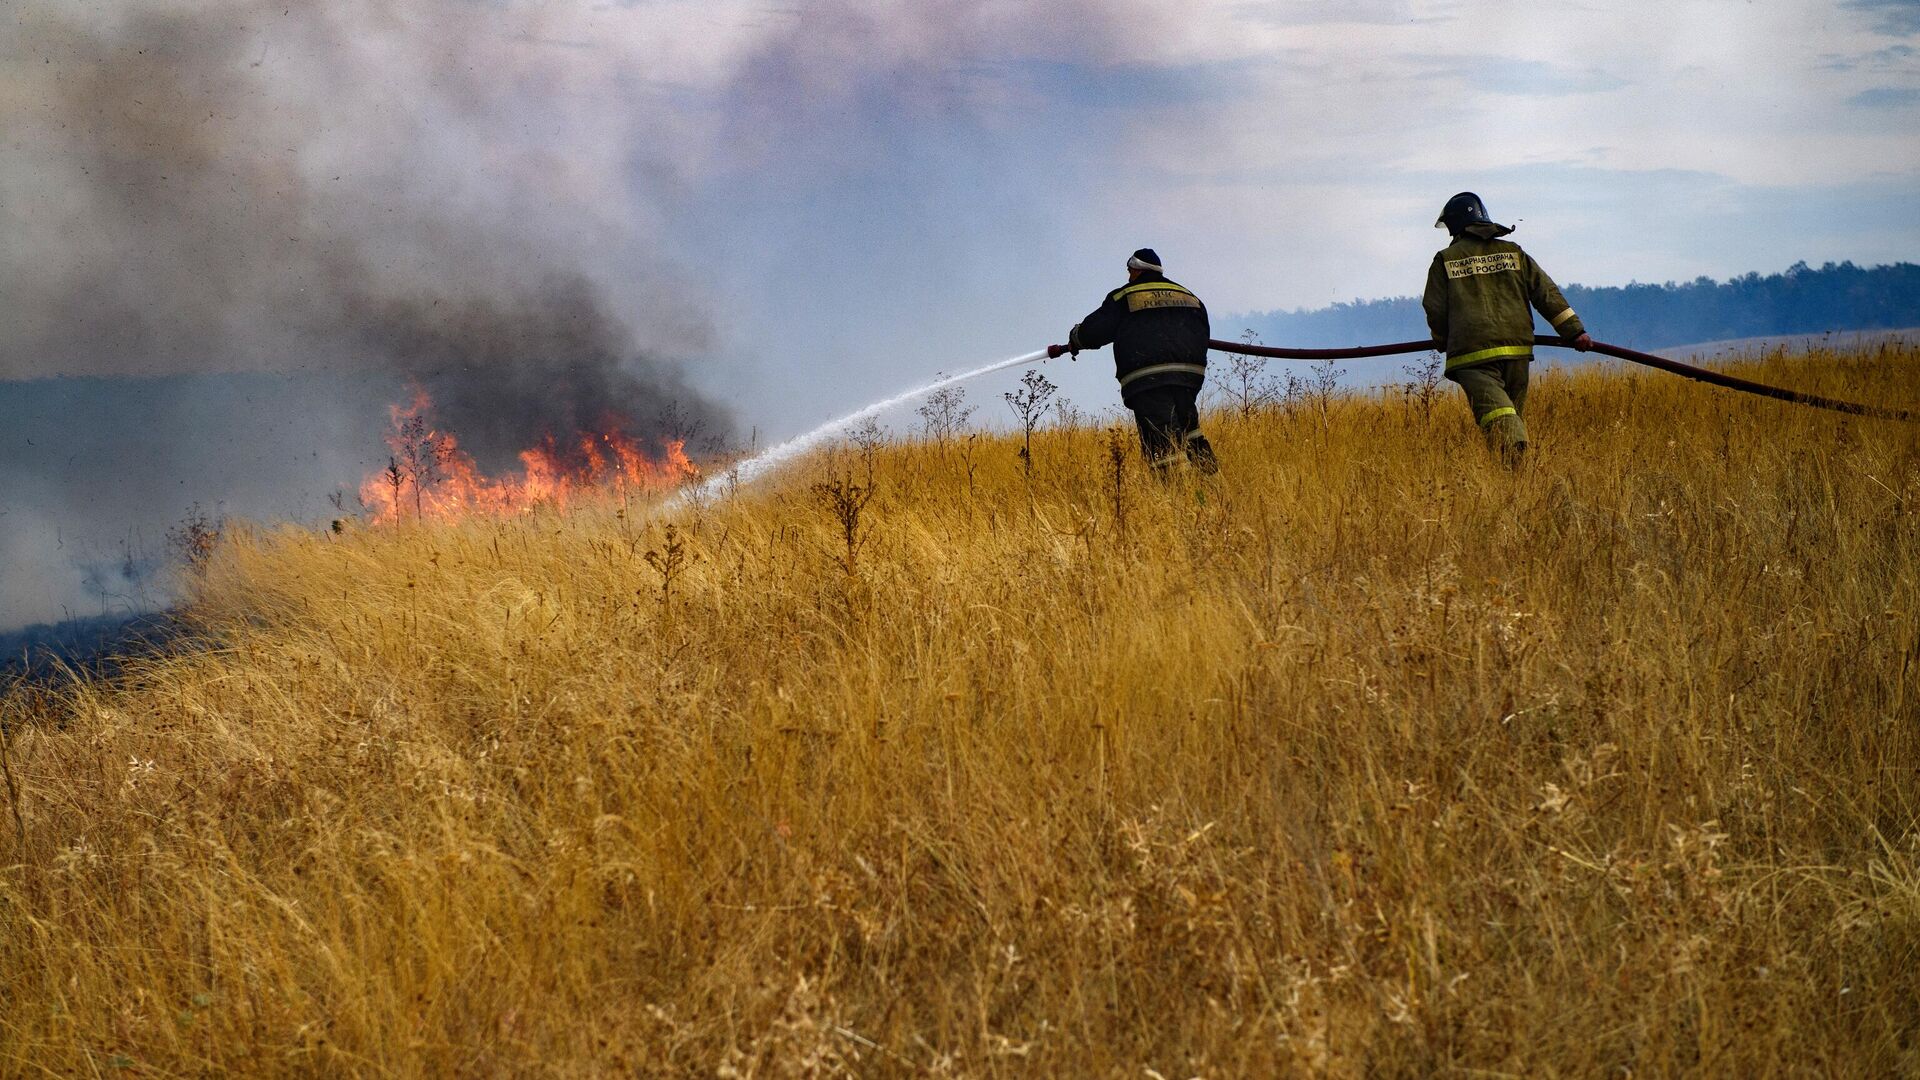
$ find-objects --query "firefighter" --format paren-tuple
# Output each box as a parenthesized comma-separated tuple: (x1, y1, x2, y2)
(1049, 248, 1218, 474)
(1423, 193, 1593, 463)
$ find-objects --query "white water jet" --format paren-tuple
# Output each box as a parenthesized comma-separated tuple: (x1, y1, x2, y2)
(684, 348, 1050, 501)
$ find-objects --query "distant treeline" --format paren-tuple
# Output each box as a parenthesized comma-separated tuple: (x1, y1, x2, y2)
(1235, 261, 1920, 352)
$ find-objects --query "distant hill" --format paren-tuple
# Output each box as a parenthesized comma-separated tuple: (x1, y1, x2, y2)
(1653, 327, 1920, 362)
(1233, 261, 1920, 353)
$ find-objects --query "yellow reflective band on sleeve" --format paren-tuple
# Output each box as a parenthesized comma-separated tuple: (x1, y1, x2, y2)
(1477, 406, 1517, 428)
(1118, 362, 1208, 388)
(1551, 307, 1579, 327)
(1445, 344, 1533, 370)
(1444, 252, 1520, 278)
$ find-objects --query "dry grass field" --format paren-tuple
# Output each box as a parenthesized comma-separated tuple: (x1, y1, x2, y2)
(3, 347, 1919, 1077)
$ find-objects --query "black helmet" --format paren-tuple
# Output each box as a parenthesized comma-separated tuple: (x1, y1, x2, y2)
(1435, 191, 1512, 237)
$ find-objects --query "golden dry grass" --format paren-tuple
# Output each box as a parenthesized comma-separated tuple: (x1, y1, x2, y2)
(4, 347, 1919, 1077)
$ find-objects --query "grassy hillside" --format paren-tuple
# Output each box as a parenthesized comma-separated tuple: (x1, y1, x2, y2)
(3, 348, 1918, 1076)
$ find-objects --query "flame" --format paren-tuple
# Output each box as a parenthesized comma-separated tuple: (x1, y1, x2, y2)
(358, 385, 698, 523)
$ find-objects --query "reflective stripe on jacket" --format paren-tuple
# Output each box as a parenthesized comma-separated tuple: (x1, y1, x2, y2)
(1422, 237, 1587, 372)
(1069, 274, 1210, 400)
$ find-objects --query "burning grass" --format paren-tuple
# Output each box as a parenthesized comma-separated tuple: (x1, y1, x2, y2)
(3, 347, 1919, 1075)
(359, 385, 700, 524)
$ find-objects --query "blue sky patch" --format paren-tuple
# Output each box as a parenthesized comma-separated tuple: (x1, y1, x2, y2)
(1850, 85, 1920, 106)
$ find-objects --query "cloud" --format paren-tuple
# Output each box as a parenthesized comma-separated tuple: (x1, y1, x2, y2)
(1846, 0, 1920, 35)
(1820, 42, 1916, 70)
(1406, 56, 1628, 97)
(1234, 1, 1465, 27)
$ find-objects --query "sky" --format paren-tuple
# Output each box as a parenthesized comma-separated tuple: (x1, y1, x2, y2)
(2, 0, 1918, 626)
(649, 0, 1920, 420)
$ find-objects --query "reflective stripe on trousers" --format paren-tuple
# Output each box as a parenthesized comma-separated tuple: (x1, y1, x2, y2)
(1447, 359, 1530, 449)
(1445, 344, 1532, 371)
(1118, 362, 1208, 389)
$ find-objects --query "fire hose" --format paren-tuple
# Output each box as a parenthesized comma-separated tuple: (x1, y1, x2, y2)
(1197, 335, 1918, 423)
(711, 334, 1912, 502)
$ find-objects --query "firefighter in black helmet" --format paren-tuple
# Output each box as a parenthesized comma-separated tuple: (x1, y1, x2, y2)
(1049, 248, 1218, 474)
(1423, 193, 1593, 463)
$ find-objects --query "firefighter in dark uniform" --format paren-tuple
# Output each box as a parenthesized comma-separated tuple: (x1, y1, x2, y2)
(1049, 248, 1218, 474)
(1423, 193, 1593, 463)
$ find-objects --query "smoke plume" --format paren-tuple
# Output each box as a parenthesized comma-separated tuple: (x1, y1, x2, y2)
(3, 1, 732, 465)
(1, 0, 1173, 630)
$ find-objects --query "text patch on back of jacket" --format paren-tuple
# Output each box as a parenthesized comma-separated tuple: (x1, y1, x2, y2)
(1444, 252, 1521, 279)
(1125, 288, 1205, 312)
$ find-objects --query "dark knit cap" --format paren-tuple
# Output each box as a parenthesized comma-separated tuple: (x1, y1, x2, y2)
(1127, 248, 1163, 271)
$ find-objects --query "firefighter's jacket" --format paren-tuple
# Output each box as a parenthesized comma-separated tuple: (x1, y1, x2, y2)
(1069, 273, 1210, 401)
(1423, 236, 1586, 372)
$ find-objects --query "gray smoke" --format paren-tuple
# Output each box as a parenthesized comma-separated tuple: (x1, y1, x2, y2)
(348, 275, 729, 466)
(3, 1, 731, 462)
(1, 0, 1184, 632)
(1, 0, 749, 630)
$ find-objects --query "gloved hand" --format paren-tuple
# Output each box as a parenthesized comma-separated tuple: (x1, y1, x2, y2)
(1573, 332, 1593, 352)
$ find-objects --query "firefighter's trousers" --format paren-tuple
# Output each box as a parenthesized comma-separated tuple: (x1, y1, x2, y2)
(1447, 358, 1531, 458)
(1127, 385, 1219, 475)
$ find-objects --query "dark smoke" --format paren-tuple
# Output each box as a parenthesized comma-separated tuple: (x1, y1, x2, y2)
(3, 1, 731, 459)
(2, 0, 1191, 630)
(1, 0, 738, 628)
(350, 275, 730, 468)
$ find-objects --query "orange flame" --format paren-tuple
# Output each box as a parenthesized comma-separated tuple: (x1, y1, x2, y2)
(358, 385, 698, 523)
